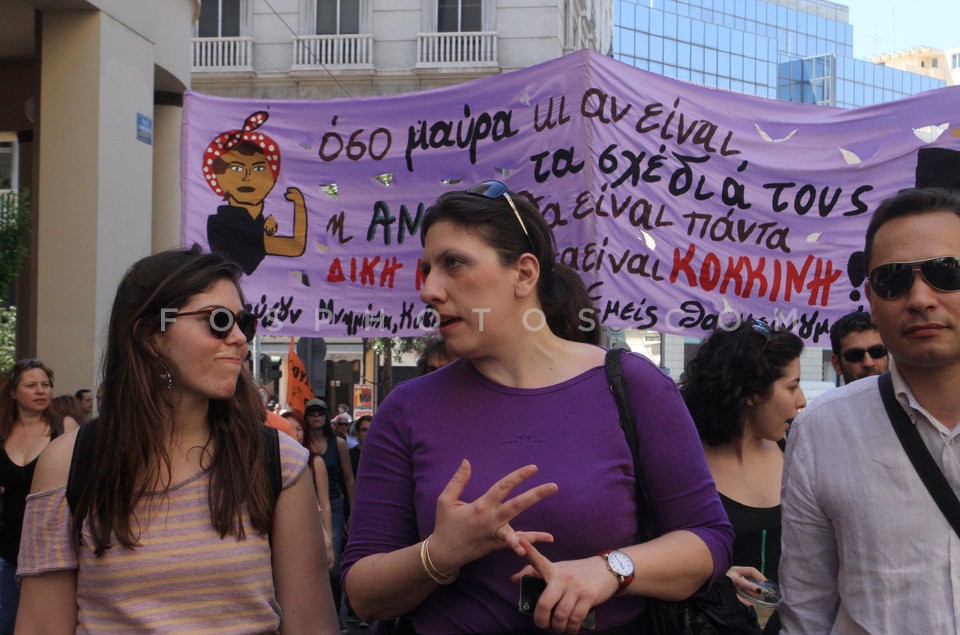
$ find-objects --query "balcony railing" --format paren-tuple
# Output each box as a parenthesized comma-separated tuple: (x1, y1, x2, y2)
(192, 36, 254, 72)
(417, 31, 498, 67)
(292, 34, 374, 68)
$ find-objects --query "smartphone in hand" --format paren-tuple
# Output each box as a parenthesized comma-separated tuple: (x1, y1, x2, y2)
(518, 575, 596, 630)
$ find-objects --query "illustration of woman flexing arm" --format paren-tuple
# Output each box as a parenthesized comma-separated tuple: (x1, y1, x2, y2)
(203, 111, 307, 275)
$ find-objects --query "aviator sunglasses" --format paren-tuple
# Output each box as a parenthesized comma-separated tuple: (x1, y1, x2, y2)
(170, 307, 257, 342)
(840, 344, 887, 363)
(465, 180, 536, 252)
(868, 256, 960, 299)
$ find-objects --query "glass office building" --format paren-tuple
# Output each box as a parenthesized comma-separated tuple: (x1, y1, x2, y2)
(614, 0, 944, 107)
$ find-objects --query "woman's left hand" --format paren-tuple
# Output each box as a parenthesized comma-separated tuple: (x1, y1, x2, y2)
(511, 538, 616, 634)
(725, 565, 767, 606)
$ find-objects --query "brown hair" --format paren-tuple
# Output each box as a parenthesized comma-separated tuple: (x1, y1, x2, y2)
(50, 395, 85, 426)
(0, 359, 65, 443)
(77, 245, 273, 555)
(421, 187, 600, 344)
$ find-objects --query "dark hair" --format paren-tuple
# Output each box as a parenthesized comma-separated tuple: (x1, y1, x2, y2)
(0, 359, 65, 443)
(679, 321, 804, 446)
(829, 311, 879, 355)
(355, 415, 372, 427)
(50, 395, 85, 425)
(75, 389, 91, 400)
(421, 187, 599, 344)
(416, 335, 452, 375)
(864, 187, 960, 271)
(211, 140, 264, 175)
(77, 245, 274, 555)
(303, 405, 337, 450)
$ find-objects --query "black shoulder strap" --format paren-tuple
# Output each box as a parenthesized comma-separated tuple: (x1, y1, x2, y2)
(67, 421, 284, 518)
(66, 419, 98, 515)
(604, 348, 656, 542)
(261, 425, 283, 502)
(878, 372, 960, 537)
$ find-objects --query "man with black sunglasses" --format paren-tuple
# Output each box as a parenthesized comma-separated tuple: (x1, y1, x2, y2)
(828, 310, 888, 384)
(779, 188, 960, 634)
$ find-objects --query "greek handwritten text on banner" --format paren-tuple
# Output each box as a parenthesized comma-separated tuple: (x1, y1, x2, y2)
(181, 49, 960, 344)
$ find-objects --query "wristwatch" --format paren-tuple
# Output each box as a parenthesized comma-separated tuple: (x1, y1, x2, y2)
(598, 549, 635, 595)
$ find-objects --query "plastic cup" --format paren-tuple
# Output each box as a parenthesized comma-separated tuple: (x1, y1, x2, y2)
(737, 579, 780, 629)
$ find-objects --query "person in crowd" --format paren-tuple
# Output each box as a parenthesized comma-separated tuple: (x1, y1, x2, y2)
(283, 409, 335, 571)
(15, 246, 337, 633)
(679, 319, 806, 633)
(264, 408, 296, 439)
(303, 397, 355, 629)
(416, 335, 457, 375)
(73, 389, 94, 420)
(50, 396, 86, 429)
(281, 409, 305, 444)
(0, 360, 78, 633)
(349, 415, 372, 478)
(342, 181, 732, 634)
(332, 412, 357, 449)
(779, 188, 960, 633)
(828, 310, 889, 384)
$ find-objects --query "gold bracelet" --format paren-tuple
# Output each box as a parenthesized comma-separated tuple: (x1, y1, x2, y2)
(420, 535, 458, 585)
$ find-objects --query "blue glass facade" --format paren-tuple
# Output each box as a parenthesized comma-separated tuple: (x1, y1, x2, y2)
(614, 0, 944, 108)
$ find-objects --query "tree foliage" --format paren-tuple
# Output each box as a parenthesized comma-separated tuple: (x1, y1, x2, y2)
(0, 189, 31, 300)
(0, 306, 17, 375)
(0, 189, 31, 374)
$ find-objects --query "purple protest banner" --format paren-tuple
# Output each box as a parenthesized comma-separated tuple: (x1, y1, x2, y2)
(181, 49, 960, 344)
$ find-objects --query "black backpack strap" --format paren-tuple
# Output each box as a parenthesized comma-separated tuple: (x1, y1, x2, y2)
(66, 418, 98, 516)
(261, 425, 283, 502)
(603, 348, 656, 542)
(68, 421, 282, 539)
(878, 372, 960, 537)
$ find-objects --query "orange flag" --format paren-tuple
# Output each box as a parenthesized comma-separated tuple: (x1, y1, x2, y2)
(285, 337, 314, 416)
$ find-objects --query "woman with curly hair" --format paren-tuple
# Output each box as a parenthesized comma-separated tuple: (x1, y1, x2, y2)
(679, 319, 806, 631)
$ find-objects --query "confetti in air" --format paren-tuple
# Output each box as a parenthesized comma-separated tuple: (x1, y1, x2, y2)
(373, 173, 394, 186)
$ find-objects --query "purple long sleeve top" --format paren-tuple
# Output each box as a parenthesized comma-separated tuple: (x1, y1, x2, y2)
(342, 352, 732, 634)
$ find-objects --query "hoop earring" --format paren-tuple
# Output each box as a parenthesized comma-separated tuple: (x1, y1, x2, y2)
(159, 366, 173, 390)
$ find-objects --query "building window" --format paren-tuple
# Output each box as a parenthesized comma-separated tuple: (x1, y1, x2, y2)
(438, 0, 481, 32)
(0, 142, 15, 190)
(198, 0, 241, 37)
(318, 0, 360, 35)
(931, 57, 938, 68)
(953, 53, 960, 69)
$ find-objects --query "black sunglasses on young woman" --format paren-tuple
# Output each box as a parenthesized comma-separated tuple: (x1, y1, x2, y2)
(169, 307, 258, 342)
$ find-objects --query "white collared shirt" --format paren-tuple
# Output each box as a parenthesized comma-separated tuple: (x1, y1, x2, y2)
(779, 361, 960, 634)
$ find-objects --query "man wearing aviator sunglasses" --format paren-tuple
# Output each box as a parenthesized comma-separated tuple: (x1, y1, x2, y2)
(779, 188, 960, 634)
(828, 310, 888, 384)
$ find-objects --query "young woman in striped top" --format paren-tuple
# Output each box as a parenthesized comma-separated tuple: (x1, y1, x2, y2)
(16, 246, 338, 634)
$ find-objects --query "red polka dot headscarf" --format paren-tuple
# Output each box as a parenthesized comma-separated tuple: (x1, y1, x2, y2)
(202, 111, 281, 197)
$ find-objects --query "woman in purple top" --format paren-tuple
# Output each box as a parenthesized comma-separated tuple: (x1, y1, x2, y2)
(342, 181, 733, 634)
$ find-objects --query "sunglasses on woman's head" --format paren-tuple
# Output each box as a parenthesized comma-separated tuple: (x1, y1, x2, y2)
(868, 256, 960, 299)
(170, 307, 257, 342)
(465, 180, 536, 252)
(840, 344, 887, 363)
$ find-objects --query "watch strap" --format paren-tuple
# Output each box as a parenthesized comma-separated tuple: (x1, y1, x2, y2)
(598, 550, 635, 595)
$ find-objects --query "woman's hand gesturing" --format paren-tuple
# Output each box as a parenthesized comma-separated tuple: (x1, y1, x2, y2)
(426, 460, 558, 576)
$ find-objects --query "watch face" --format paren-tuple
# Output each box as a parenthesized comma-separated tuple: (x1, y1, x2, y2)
(607, 550, 634, 577)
